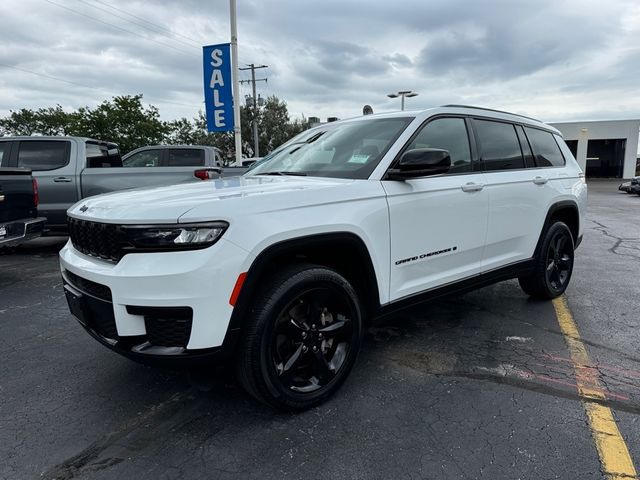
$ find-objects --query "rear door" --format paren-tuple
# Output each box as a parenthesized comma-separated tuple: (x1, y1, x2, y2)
(14, 139, 76, 230)
(472, 119, 557, 271)
(384, 116, 489, 300)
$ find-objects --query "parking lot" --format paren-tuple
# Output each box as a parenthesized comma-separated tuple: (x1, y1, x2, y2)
(1, 179, 638, 480)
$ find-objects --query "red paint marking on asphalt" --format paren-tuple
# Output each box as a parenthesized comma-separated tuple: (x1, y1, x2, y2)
(542, 353, 640, 380)
(528, 363, 632, 401)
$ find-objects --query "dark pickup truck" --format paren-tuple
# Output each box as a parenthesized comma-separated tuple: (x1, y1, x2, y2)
(0, 168, 46, 248)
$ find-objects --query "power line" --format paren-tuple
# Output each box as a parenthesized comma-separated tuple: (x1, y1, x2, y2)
(88, 0, 204, 47)
(0, 63, 202, 109)
(43, 0, 199, 58)
(76, 0, 199, 51)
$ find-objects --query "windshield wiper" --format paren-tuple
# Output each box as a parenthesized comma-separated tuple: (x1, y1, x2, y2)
(255, 171, 307, 176)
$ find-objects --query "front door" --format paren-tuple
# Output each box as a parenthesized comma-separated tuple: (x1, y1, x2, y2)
(383, 116, 489, 301)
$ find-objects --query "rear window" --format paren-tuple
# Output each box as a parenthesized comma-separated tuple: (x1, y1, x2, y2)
(524, 127, 566, 167)
(17, 141, 69, 171)
(123, 149, 161, 167)
(474, 120, 525, 171)
(86, 142, 122, 168)
(167, 149, 205, 167)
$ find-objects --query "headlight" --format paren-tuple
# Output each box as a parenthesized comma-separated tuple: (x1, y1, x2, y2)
(120, 222, 228, 251)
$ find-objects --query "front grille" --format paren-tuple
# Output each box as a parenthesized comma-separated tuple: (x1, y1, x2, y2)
(68, 218, 122, 262)
(127, 306, 193, 348)
(64, 270, 112, 302)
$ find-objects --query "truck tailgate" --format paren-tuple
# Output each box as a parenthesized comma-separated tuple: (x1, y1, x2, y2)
(0, 168, 35, 223)
(79, 166, 218, 198)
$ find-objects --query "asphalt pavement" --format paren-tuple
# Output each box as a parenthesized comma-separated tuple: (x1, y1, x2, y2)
(1, 179, 639, 480)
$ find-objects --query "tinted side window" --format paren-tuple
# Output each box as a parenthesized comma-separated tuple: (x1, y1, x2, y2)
(474, 120, 524, 171)
(524, 127, 565, 167)
(17, 141, 69, 171)
(407, 117, 471, 173)
(515, 125, 535, 168)
(554, 134, 576, 163)
(123, 149, 161, 167)
(0, 142, 7, 166)
(167, 149, 205, 167)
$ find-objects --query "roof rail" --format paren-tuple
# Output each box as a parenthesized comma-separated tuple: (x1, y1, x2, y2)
(440, 104, 541, 123)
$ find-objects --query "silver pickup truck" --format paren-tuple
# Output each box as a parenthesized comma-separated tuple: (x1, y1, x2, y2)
(0, 137, 246, 233)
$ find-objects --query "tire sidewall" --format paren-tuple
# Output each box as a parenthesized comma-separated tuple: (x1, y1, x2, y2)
(256, 267, 363, 408)
(541, 222, 575, 297)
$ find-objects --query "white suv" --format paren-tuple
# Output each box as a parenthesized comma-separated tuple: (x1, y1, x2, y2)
(60, 105, 587, 410)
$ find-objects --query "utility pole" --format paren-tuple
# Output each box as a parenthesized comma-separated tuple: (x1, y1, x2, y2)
(239, 64, 268, 157)
(229, 0, 242, 166)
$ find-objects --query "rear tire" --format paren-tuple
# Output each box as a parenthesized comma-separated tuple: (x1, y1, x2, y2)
(519, 221, 575, 299)
(236, 263, 363, 411)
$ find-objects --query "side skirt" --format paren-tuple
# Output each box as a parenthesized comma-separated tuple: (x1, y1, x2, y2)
(376, 259, 535, 319)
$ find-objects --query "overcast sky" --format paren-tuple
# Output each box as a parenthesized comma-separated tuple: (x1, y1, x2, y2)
(1, 0, 640, 125)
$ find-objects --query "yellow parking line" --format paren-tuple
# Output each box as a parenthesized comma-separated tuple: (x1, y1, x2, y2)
(553, 295, 637, 480)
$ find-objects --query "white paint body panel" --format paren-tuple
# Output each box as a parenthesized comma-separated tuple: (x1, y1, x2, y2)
(383, 173, 489, 300)
(60, 107, 587, 352)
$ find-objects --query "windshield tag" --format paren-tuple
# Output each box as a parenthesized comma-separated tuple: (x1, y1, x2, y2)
(348, 154, 370, 164)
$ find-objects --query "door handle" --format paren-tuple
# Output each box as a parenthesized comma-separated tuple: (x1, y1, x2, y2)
(533, 176, 548, 185)
(53, 177, 72, 183)
(461, 182, 484, 192)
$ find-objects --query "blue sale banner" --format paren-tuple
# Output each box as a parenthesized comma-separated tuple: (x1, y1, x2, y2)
(203, 43, 234, 132)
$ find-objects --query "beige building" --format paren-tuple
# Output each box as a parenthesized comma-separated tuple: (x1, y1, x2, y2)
(550, 120, 640, 178)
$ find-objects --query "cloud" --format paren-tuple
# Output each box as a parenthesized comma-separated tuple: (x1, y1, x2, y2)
(0, 0, 639, 127)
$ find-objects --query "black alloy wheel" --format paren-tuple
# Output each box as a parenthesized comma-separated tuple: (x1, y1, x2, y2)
(545, 228, 573, 293)
(271, 287, 355, 394)
(237, 264, 362, 410)
(519, 221, 575, 299)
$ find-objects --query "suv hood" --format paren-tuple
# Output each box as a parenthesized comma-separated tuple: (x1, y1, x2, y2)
(67, 175, 355, 223)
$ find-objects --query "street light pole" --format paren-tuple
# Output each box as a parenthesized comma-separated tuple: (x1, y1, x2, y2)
(387, 90, 418, 111)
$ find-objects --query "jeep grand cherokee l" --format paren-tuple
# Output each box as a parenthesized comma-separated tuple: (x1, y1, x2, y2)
(60, 105, 587, 410)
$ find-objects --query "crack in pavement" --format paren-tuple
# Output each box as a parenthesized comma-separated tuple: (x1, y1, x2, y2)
(591, 220, 640, 260)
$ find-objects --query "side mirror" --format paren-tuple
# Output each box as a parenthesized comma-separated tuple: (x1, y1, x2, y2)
(387, 148, 451, 180)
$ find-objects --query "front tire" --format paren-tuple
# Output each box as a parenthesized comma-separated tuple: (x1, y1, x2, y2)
(236, 263, 363, 411)
(519, 221, 575, 299)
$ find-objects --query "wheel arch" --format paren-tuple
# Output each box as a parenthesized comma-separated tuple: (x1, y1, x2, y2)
(534, 200, 580, 257)
(226, 232, 381, 348)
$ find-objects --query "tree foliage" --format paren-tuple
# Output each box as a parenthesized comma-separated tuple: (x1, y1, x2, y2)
(0, 94, 309, 162)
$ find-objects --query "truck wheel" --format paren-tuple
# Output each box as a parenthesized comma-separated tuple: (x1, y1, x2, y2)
(519, 221, 575, 299)
(236, 263, 362, 411)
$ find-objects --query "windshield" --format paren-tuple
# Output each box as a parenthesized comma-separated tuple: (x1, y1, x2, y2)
(245, 117, 413, 179)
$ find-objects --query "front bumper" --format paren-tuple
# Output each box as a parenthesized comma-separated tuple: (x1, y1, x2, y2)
(59, 238, 249, 362)
(0, 217, 46, 247)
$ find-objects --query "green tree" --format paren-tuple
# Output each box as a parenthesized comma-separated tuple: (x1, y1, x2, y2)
(257, 95, 292, 153)
(34, 105, 75, 135)
(0, 105, 78, 136)
(0, 108, 39, 135)
(164, 117, 198, 145)
(69, 95, 168, 154)
(0, 94, 309, 162)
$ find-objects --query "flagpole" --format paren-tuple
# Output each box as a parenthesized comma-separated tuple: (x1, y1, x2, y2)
(230, 0, 242, 166)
